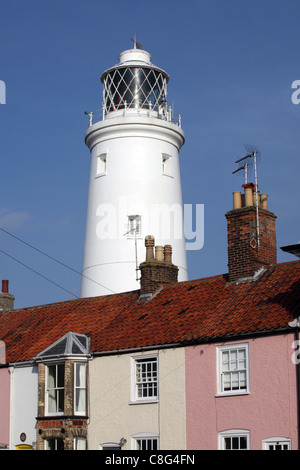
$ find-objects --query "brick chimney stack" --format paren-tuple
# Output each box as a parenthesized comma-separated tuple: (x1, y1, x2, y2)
(0, 280, 15, 312)
(140, 236, 178, 295)
(225, 184, 277, 282)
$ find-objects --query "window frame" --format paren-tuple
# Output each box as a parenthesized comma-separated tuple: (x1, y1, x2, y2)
(127, 215, 142, 238)
(216, 343, 250, 396)
(96, 153, 107, 177)
(219, 429, 250, 450)
(74, 437, 87, 450)
(101, 442, 122, 451)
(162, 153, 172, 176)
(45, 362, 65, 416)
(131, 433, 159, 450)
(262, 437, 291, 450)
(131, 354, 159, 404)
(44, 438, 64, 450)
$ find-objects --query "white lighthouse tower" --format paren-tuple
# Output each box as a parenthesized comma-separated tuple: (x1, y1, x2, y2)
(81, 44, 188, 297)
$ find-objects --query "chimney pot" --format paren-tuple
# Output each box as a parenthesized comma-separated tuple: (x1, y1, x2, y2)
(244, 187, 253, 207)
(164, 245, 172, 263)
(233, 191, 242, 210)
(2, 280, 9, 293)
(260, 193, 268, 210)
(145, 235, 155, 261)
(155, 245, 164, 261)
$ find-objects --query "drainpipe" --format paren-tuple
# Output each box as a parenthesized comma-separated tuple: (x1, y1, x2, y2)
(8, 366, 14, 450)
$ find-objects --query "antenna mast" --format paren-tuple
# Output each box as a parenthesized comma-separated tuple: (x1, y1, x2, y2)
(232, 145, 261, 249)
(123, 216, 140, 281)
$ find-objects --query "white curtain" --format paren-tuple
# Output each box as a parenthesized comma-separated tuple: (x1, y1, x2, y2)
(75, 363, 86, 414)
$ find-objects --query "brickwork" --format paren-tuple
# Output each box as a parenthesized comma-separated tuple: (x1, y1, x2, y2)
(0, 292, 14, 312)
(140, 237, 179, 294)
(140, 260, 178, 294)
(226, 206, 277, 282)
(37, 363, 45, 417)
(37, 417, 87, 450)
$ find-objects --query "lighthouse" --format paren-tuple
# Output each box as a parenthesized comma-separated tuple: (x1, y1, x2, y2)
(81, 44, 188, 297)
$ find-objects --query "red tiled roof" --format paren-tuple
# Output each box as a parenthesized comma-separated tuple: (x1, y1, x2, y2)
(1, 260, 300, 363)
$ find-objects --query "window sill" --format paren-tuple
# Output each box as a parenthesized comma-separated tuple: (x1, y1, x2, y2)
(215, 391, 250, 398)
(129, 399, 159, 405)
(38, 415, 89, 420)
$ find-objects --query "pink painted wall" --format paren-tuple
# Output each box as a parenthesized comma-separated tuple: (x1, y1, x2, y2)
(185, 334, 298, 450)
(0, 368, 10, 447)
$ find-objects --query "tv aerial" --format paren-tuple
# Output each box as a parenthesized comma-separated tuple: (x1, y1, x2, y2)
(232, 144, 261, 184)
(232, 144, 262, 248)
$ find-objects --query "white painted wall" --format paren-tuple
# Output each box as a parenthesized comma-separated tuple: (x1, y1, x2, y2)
(10, 365, 38, 450)
(81, 114, 187, 297)
(88, 348, 186, 450)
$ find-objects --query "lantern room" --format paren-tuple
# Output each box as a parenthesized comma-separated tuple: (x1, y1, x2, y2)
(100, 48, 169, 116)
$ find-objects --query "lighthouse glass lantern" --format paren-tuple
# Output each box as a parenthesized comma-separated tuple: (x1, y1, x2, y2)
(101, 49, 168, 115)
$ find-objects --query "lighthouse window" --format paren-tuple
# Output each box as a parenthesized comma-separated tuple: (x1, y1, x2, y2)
(96, 154, 106, 176)
(127, 216, 141, 238)
(162, 154, 171, 175)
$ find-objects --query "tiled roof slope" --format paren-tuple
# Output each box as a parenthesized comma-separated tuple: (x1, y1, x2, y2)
(1, 260, 300, 364)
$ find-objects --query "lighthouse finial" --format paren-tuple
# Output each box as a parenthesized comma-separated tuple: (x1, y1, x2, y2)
(130, 35, 143, 50)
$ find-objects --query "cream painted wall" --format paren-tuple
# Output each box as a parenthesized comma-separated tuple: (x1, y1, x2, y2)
(88, 347, 186, 450)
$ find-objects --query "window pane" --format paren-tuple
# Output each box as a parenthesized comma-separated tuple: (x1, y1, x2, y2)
(231, 372, 239, 390)
(74, 437, 86, 450)
(47, 365, 56, 388)
(76, 363, 86, 387)
(45, 439, 55, 450)
(225, 437, 231, 450)
(232, 437, 239, 450)
(222, 351, 229, 371)
(230, 350, 238, 370)
(58, 389, 64, 413)
(57, 364, 65, 388)
(240, 437, 247, 449)
(239, 371, 246, 389)
(75, 364, 86, 414)
(76, 389, 86, 413)
(48, 389, 57, 413)
(238, 349, 246, 368)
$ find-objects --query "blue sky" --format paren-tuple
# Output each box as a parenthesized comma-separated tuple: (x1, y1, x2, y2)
(1, 0, 300, 308)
